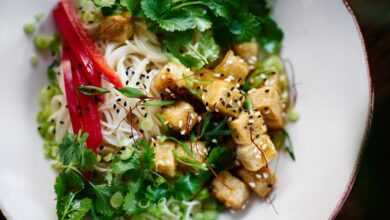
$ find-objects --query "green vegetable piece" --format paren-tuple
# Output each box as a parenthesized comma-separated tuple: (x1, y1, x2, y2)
(117, 87, 147, 98)
(94, 0, 116, 7)
(79, 85, 110, 96)
(243, 98, 252, 110)
(30, 55, 38, 66)
(92, 184, 115, 217)
(23, 22, 36, 35)
(33, 34, 55, 50)
(287, 109, 300, 122)
(34, 13, 45, 22)
(110, 192, 124, 209)
(123, 180, 142, 215)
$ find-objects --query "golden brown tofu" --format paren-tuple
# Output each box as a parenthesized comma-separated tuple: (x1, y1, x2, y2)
(155, 141, 176, 177)
(202, 80, 244, 117)
(236, 135, 277, 171)
(176, 141, 208, 170)
(99, 13, 133, 43)
(233, 42, 259, 65)
(229, 110, 267, 145)
(215, 50, 249, 84)
(161, 101, 198, 135)
(152, 63, 192, 97)
(248, 87, 284, 130)
(238, 167, 276, 198)
(212, 171, 250, 210)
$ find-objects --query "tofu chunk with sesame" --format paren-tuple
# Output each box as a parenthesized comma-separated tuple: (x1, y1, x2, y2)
(161, 101, 198, 135)
(238, 167, 276, 198)
(233, 42, 259, 65)
(212, 171, 250, 210)
(229, 110, 267, 145)
(176, 141, 208, 170)
(152, 62, 192, 97)
(155, 141, 176, 177)
(248, 87, 284, 130)
(202, 80, 244, 117)
(215, 50, 249, 84)
(236, 135, 277, 171)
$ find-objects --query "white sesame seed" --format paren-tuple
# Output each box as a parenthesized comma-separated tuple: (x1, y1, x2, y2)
(211, 139, 218, 143)
(263, 173, 269, 179)
(178, 120, 183, 128)
(214, 73, 221, 78)
(180, 130, 186, 135)
(248, 119, 254, 124)
(255, 174, 263, 179)
(197, 116, 202, 122)
(248, 182, 256, 188)
(226, 59, 233, 65)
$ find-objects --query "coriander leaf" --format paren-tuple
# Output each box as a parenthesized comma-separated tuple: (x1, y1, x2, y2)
(174, 173, 210, 200)
(120, 0, 140, 12)
(79, 85, 109, 96)
(144, 100, 175, 107)
(58, 133, 97, 171)
(123, 180, 142, 215)
(164, 31, 220, 69)
(258, 16, 284, 53)
(66, 198, 93, 220)
(159, 7, 212, 32)
(57, 193, 76, 220)
(117, 87, 147, 98)
(145, 184, 170, 203)
(111, 157, 138, 175)
(202, 0, 230, 18)
(229, 13, 260, 42)
(92, 184, 115, 217)
(55, 170, 85, 198)
(141, 0, 172, 22)
(207, 146, 234, 171)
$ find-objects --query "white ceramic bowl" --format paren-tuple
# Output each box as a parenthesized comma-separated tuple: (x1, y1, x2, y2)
(0, 0, 372, 219)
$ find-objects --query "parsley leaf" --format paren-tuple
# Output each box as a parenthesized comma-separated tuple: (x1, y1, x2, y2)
(58, 133, 97, 171)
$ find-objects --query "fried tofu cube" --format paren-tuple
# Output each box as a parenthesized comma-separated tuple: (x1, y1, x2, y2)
(233, 42, 259, 65)
(155, 141, 176, 177)
(152, 62, 192, 97)
(248, 87, 284, 130)
(229, 110, 267, 145)
(161, 101, 198, 135)
(99, 13, 133, 43)
(202, 80, 244, 117)
(236, 135, 277, 171)
(212, 171, 250, 210)
(176, 141, 208, 170)
(238, 167, 276, 198)
(215, 50, 249, 84)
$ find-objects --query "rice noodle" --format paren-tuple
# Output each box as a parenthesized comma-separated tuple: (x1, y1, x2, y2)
(50, 20, 167, 148)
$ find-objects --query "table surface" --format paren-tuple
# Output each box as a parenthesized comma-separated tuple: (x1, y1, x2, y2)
(1, 1, 389, 220)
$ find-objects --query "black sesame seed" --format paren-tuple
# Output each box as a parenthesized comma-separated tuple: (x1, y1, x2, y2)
(227, 92, 231, 97)
(124, 101, 127, 107)
(126, 80, 129, 85)
(265, 89, 270, 93)
(131, 71, 135, 75)
(166, 68, 171, 72)
(144, 113, 148, 118)
(140, 129, 144, 133)
(59, 121, 64, 125)
(113, 104, 117, 109)
(136, 82, 140, 86)
(116, 109, 120, 114)
(117, 98, 122, 102)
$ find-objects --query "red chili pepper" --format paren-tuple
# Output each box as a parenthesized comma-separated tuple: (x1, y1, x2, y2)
(71, 62, 103, 152)
(53, 0, 124, 88)
(62, 59, 82, 133)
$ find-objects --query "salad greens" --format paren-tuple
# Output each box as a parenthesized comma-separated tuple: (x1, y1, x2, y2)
(54, 135, 226, 220)
(90, 0, 283, 69)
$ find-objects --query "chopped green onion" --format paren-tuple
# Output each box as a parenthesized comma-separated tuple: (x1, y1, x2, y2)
(144, 100, 175, 107)
(287, 109, 299, 122)
(117, 87, 147, 98)
(33, 34, 55, 50)
(110, 192, 124, 209)
(23, 22, 36, 35)
(30, 55, 38, 66)
(243, 98, 252, 110)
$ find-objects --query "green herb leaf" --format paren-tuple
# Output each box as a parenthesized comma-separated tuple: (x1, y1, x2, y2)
(123, 180, 142, 215)
(271, 129, 296, 161)
(92, 184, 115, 217)
(79, 85, 110, 96)
(144, 100, 175, 107)
(164, 31, 220, 70)
(117, 87, 147, 98)
(58, 133, 97, 171)
(174, 150, 208, 171)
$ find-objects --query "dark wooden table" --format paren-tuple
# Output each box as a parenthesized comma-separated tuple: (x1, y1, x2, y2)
(337, 0, 390, 219)
(1, 1, 388, 220)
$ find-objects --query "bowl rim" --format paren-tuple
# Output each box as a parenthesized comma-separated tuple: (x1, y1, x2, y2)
(329, 1, 375, 219)
(0, 1, 375, 219)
